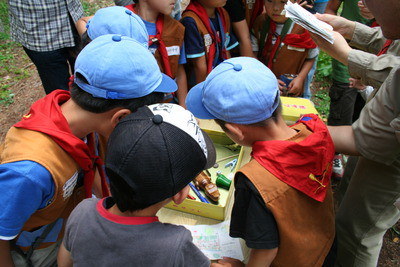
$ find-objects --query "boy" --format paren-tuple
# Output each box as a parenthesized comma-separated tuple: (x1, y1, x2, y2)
(75, 6, 149, 48)
(0, 35, 177, 266)
(186, 57, 335, 266)
(57, 103, 216, 266)
(181, 0, 239, 84)
(125, 1, 188, 108)
(252, 0, 318, 96)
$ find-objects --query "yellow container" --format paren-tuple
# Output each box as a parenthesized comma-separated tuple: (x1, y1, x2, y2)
(165, 122, 244, 221)
(280, 96, 319, 124)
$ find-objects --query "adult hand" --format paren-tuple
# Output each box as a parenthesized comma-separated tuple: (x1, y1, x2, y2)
(315, 13, 356, 39)
(309, 30, 352, 66)
(211, 257, 245, 267)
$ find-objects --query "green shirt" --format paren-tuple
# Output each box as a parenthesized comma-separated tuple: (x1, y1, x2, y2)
(331, 0, 372, 83)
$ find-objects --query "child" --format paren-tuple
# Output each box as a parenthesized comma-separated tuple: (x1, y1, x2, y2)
(57, 103, 216, 266)
(252, 0, 318, 97)
(125, 1, 188, 108)
(75, 6, 149, 48)
(181, 0, 239, 85)
(0, 34, 176, 266)
(186, 57, 335, 266)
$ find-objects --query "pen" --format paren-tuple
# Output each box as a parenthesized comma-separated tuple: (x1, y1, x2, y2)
(189, 182, 210, 204)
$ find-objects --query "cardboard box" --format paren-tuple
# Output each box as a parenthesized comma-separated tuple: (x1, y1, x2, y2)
(165, 97, 318, 220)
(165, 120, 244, 221)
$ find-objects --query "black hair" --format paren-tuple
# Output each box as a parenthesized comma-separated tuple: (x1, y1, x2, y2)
(70, 74, 164, 113)
(106, 168, 151, 212)
(214, 101, 282, 131)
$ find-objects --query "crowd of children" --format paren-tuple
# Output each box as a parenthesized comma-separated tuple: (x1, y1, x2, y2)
(1, 0, 399, 266)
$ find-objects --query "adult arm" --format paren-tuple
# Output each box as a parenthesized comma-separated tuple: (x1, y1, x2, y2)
(224, 0, 253, 57)
(327, 126, 360, 155)
(176, 64, 188, 109)
(347, 48, 400, 89)
(232, 20, 254, 57)
(0, 240, 14, 267)
(113, 0, 133, 6)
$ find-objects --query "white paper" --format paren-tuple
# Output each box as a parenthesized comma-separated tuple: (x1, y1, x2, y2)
(284, 1, 335, 44)
(184, 220, 244, 261)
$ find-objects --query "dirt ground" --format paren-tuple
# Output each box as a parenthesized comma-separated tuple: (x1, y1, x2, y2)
(0, 32, 399, 267)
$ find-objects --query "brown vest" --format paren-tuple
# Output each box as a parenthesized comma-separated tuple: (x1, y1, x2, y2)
(253, 14, 309, 78)
(0, 127, 85, 250)
(238, 125, 335, 267)
(153, 15, 185, 79)
(181, 9, 231, 66)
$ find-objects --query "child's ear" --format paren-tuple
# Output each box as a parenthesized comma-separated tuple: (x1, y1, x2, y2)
(172, 185, 190, 205)
(225, 123, 245, 142)
(110, 109, 131, 128)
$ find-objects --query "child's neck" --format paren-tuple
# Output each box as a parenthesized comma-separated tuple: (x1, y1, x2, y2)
(135, 3, 160, 23)
(252, 117, 298, 142)
(203, 6, 216, 18)
(108, 203, 160, 217)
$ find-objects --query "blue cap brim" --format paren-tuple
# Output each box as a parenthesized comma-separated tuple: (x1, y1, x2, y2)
(186, 81, 216, 120)
(153, 73, 178, 94)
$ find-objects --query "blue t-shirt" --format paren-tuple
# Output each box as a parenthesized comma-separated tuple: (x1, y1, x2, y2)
(181, 11, 239, 67)
(0, 161, 55, 240)
(141, 18, 186, 65)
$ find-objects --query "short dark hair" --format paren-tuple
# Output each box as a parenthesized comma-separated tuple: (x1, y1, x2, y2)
(70, 75, 164, 113)
(106, 168, 151, 212)
(214, 101, 282, 131)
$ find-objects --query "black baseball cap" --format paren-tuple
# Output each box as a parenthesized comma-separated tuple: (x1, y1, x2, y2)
(105, 103, 216, 207)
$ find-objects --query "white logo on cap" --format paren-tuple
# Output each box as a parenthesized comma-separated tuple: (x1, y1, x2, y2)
(149, 104, 208, 158)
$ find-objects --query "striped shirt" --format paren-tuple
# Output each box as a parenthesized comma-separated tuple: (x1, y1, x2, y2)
(9, 0, 84, 51)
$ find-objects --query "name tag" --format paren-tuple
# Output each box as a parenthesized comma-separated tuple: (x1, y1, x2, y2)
(63, 171, 78, 199)
(166, 46, 180, 56)
(287, 45, 305, 52)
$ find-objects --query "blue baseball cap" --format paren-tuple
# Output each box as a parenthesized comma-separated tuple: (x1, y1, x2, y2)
(74, 34, 177, 99)
(186, 57, 280, 124)
(86, 6, 148, 48)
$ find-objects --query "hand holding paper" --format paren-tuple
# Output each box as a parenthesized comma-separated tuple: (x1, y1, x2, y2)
(284, 1, 334, 44)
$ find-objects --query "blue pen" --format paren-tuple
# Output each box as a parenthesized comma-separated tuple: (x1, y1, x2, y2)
(189, 182, 210, 204)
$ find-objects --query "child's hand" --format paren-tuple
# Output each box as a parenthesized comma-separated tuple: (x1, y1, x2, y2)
(277, 79, 289, 96)
(288, 77, 304, 97)
(297, 0, 314, 9)
(211, 257, 245, 267)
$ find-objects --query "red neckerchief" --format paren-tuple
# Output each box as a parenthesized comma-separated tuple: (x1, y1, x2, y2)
(261, 20, 316, 69)
(251, 114, 334, 202)
(249, 0, 264, 29)
(14, 90, 110, 198)
(377, 39, 393, 56)
(125, 4, 173, 78)
(184, 1, 227, 73)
